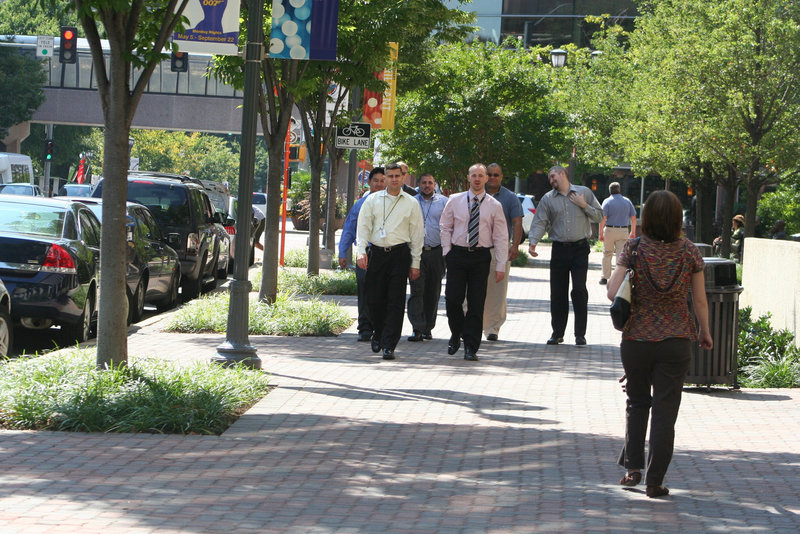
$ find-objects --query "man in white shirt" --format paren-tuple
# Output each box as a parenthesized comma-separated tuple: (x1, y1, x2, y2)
(356, 163, 424, 360)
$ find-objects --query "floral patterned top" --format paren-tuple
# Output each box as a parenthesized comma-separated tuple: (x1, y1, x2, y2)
(617, 236, 704, 342)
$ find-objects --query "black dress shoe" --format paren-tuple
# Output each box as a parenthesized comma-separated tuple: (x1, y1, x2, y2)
(486, 333, 498, 341)
(464, 348, 479, 361)
(382, 348, 395, 360)
(371, 336, 381, 353)
(546, 335, 564, 345)
(423, 332, 432, 340)
(407, 331, 424, 342)
(575, 336, 587, 346)
(447, 336, 461, 355)
(357, 331, 373, 342)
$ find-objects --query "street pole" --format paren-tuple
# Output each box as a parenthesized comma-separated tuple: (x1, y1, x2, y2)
(213, 0, 263, 369)
(44, 123, 53, 194)
(344, 87, 361, 267)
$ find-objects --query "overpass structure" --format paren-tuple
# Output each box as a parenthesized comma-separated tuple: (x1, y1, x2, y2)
(3, 36, 261, 150)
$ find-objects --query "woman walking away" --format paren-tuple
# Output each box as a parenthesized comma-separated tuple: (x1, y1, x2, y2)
(607, 190, 713, 498)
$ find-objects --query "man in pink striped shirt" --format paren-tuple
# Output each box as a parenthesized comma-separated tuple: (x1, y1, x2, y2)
(440, 163, 509, 361)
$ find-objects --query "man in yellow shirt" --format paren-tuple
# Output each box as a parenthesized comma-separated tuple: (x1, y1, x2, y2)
(356, 163, 424, 360)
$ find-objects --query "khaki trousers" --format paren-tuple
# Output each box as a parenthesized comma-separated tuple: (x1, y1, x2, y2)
(483, 251, 511, 336)
(602, 226, 630, 279)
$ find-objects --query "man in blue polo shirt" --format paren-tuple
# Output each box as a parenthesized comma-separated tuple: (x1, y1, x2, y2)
(338, 167, 386, 341)
(598, 181, 637, 285)
(407, 173, 448, 341)
(482, 163, 523, 342)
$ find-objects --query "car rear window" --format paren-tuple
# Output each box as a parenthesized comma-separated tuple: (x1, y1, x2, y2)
(253, 193, 266, 204)
(127, 182, 190, 226)
(0, 202, 65, 237)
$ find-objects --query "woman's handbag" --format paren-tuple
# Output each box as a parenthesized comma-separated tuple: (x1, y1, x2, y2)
(610, 238, 640, 331)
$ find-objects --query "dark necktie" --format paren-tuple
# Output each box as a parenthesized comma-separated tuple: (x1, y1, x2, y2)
(468, 196, 480, 248)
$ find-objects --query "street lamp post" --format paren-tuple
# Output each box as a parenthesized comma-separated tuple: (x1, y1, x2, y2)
(549, 48, 575, 180)
(213, 0, 263, 369)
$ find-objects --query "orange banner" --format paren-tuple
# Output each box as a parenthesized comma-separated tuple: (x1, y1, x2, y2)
(381, 42, 398, 130)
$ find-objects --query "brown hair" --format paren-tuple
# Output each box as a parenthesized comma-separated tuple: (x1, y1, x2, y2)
(642, 190, 683, 242)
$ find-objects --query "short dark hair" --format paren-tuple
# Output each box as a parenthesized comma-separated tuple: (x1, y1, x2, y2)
(368, 167, 385, 181)
(385, 162, 402, 172)
(609, 181, 621, 195)
(417, 172, 435, 184)
(642, 190, 683, 242)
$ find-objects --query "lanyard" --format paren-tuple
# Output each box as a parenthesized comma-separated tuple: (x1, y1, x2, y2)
(381, 193, 401, 229)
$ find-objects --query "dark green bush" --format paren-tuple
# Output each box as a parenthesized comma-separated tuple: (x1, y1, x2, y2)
(737, 307, 800, 388)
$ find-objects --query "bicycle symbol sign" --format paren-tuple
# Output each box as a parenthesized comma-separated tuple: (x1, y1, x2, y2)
(336, 122, 372, 149)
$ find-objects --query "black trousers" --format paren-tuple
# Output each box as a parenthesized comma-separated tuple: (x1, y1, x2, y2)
(355, 264, 372, 334)
(617, 338, 691, 487)
(407, 246, 445, 335)
(445, 247, 491, 352)
(549, 240, 590, 337)
(365, 244, 411, 350)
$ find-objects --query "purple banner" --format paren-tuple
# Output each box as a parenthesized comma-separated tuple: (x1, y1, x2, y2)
(310, 0, 338, 61)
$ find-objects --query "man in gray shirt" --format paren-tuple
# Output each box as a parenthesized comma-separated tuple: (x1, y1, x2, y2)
(528, 165, 603, 346)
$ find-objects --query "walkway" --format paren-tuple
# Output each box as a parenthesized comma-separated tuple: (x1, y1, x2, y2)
(1, 248, 798, 533)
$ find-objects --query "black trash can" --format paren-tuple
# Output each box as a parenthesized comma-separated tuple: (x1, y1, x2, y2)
(693, 242, 713, 257)
(686, 258, 743, 388)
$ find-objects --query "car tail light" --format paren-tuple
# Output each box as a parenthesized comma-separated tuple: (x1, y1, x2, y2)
(186, 233, 200, 256)
(224, 225, 236, 235)
(42, 244, 77, 272)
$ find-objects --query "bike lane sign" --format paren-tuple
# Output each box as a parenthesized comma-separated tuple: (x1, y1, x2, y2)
(335, 122, 371, 149)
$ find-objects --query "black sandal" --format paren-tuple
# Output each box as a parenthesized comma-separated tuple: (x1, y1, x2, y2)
(619, 471, 642, 487)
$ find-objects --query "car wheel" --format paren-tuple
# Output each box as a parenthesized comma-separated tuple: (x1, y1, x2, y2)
(62, 295, 93, 343)
(0, 307, 13, 358)
(157, 272, 180, 312)
(128, 278, 146, 324)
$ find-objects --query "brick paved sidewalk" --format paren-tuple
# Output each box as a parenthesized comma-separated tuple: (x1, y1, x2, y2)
(1, 248, 799, 533)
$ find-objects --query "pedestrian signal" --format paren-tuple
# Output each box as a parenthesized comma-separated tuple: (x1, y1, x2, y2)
(171, 51, 188, 72)
(59, 26, 78, 64)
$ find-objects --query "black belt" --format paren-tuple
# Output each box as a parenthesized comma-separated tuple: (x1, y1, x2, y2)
(423, 245, 442, 251)
(452, 245, 492, 252)
(606, 225, 629, 228)
(553, 239, 588, 247)
(372, 242, 409, 253)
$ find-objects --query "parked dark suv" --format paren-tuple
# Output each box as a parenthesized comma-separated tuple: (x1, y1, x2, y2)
(92, 172, 226, 299)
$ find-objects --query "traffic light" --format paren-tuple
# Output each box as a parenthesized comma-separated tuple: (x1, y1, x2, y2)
(288, 144, 300, 160)
(59, 26, 77, 64)
(171, 51, 188, 72)
(44, 140, 55, 162)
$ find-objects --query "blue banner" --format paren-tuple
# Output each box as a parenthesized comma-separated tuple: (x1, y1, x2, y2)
(269, 0, 338, 60)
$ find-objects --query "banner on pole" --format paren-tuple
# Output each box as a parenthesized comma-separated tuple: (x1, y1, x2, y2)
(269, 0, 339, 60)
(172, 0, 241, 56)
(380, 42, 399, 130)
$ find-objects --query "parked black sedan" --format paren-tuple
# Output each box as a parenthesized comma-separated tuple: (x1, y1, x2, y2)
(0, 195, 101, 342)
(0, 277, 11, 357)
(80, 199, 181, 323)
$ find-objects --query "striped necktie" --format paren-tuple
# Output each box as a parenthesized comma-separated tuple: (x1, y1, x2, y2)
(468, 196, 480, 247)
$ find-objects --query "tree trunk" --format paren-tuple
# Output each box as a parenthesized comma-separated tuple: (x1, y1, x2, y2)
(717, 165, 739, 258)
(744, 179, 762, 238)
(307, 157, 323, 275)
(95, 45, 133, 368)
(259, 140, 287, 304)
(324, 149, 339, 252)
(695, 163, 717, 244)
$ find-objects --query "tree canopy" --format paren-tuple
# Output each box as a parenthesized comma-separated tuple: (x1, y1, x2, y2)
(379, 39, 569, 191)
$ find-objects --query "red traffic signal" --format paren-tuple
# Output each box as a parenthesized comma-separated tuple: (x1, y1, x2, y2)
(170, 51, 188, 72)
(59, 26, 78, 64)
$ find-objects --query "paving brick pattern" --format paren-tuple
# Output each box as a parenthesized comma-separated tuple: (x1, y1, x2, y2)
(1, 247, 799, 533)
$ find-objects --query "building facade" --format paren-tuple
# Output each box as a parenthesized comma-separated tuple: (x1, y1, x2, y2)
(447, 0, 639, 47)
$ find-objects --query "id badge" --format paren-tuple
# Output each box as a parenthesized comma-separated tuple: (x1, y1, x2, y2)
(379, 227, 386, 238)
